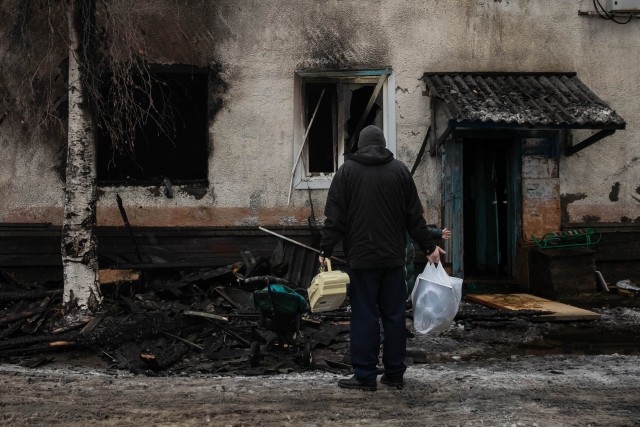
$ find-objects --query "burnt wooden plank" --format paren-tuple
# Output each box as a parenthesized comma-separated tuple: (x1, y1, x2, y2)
(0, 238, 61, 254)
(0, 255, 62, 267)
(465, 293, 600, 321)
(0, 225, 335, 268)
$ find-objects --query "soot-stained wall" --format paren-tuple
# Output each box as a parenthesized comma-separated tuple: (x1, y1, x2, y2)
(0, 0, 638, 229)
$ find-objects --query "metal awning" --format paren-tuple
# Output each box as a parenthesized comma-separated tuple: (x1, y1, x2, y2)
(423, 72, 626, 155)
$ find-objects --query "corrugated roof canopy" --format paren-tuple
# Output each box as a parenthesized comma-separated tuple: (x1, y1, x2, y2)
(423, 72, 626, 130)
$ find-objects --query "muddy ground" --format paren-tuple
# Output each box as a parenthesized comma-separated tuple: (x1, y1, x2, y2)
(1, 295, 640, 426)
(1, 353, 639, 426)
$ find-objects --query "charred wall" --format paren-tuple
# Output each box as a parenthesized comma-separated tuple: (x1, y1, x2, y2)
(0, 0, 638, 232)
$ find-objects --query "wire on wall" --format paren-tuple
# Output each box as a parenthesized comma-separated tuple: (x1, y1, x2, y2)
(593, 0, 634, 24)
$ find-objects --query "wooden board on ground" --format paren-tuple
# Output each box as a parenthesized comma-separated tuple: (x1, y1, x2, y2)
(465, 293, 600, 321)
(99, 269, 141, 285)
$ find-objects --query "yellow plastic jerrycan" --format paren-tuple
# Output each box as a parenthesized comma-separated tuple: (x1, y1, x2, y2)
(308, 258, 350, 313)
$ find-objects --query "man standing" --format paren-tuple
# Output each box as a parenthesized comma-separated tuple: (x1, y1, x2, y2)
(319, 125, 450, 391)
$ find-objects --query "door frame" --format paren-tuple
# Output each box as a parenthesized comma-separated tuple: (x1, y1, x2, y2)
(442, 129, 522, 279)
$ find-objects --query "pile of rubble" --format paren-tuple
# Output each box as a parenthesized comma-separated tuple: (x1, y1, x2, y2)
(0, 251, 354, 376)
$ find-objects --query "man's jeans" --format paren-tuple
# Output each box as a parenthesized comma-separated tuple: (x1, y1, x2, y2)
(348, 267, 407, 382)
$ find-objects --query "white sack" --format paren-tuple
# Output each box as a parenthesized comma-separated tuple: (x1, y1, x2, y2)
(411, 262, 463, 335)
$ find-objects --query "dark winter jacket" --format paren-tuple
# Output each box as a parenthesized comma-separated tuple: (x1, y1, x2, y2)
(320, 125, 441, 269)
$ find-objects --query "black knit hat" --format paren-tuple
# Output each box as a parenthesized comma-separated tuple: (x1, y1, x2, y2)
(358, 125, 386, 149)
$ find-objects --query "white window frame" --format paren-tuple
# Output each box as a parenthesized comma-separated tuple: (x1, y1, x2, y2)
(292, 69, 396, 190)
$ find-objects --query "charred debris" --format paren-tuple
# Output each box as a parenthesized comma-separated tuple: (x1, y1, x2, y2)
(0, 241, 359, 376)
(2, 232, 635, 375)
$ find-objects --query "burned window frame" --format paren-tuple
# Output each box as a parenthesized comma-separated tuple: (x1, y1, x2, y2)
(293, 69, 396, 190)
(96, 64, 210, 187)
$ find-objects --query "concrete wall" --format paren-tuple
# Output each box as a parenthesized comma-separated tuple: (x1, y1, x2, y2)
(522, 136, 561, 239)
(0, 0, 638, 229)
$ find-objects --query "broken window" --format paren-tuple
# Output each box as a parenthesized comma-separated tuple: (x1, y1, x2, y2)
(293, 70, 396, 189)
(97, 65, 209, 186)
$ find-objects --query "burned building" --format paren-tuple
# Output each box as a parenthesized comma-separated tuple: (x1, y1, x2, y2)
(0, 0, 638, 290)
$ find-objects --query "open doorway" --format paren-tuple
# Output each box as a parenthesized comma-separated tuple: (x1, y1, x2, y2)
(462, 137, 521, 279)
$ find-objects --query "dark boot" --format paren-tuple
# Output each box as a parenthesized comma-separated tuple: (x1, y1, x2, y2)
(380, 374, 404, 389)
(337, 375, 377, 391)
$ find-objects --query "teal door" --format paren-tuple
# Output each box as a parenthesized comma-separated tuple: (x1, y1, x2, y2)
(442, 139, 464, 277)
(462, 137, 521, 278)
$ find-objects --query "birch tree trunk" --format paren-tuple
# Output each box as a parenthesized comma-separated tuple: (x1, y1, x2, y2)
(61, 0, 102, 311)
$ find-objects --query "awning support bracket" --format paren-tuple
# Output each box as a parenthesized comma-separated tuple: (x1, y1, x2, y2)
(565, 129, 616, 156)
(410, 125, 431, 176)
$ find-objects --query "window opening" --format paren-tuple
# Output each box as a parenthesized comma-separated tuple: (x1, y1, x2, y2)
(302, 80, 383, 176)
(346, 85, 383, 152)
(306, 83, 336, 174)
(97, 66, 209, 186)
(294, 69, 395, 190)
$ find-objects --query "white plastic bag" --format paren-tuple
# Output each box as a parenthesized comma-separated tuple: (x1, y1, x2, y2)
(411, 262, 463, 335)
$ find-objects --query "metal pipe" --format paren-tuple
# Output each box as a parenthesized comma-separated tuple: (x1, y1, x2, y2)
(258, 226, 346, 264)
(595, 270, 610, 292)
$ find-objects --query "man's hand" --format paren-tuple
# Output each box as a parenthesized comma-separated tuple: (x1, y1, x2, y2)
(442, 227, 451, 240)
(426, 246, 446, 264)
